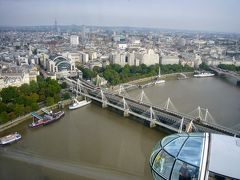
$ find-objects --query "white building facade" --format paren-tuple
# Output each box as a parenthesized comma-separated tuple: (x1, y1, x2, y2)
(70, 35, 79, 46)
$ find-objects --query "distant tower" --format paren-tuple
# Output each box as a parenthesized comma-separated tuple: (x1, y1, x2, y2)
(197, 34, 200, 51)
(236, 40, 239, 51)
(54, 19, 60, 33)
(82, 25, 86, 44)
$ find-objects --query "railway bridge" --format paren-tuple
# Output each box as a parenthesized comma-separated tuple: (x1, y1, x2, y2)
(65, 78, 240, 137)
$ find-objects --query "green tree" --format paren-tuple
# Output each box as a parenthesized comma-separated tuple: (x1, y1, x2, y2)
(110, 64, 122, 73)
(24, 96, 34, 106)
(19, 83, 31, 95)
(0, 112, 9, 123)
(218, 64, 237, 71)
(14, 104, 25, 117)
(24, 106, 32, 114)
(6, 103, 15, 113)
(53, 94, 60, 102)
(0, 102, 8, 113)
(61, 82, 68, 89)
(0, 86, 19, 103)
(8, 112, 16, 120)
(93, 66, 103, 74)
(30, 93, 39, 103)
(16, 95, 27, 105)
(103, 68, 121, 85)
(199, 62, 210, 71)
(31, 103, 39, 111)
(80, 67, 96, 79)
(29, 81, 39, 93)
(63, 92, 71, 100)
(46, 97, 55, 106)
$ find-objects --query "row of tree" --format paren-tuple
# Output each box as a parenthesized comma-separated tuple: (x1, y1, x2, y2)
(199, 62, 210, 71)
(78, 64, 194, 85)
(218, 64, 240, 72)
(0, 76, 62, 124)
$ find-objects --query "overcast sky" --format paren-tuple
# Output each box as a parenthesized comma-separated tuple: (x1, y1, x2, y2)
(0, 0, 239, 32)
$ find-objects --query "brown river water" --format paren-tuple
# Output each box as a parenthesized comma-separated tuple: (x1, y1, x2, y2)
(0, 76, 240, 180)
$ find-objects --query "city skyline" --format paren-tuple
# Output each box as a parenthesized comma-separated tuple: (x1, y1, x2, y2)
(0, 0, 239, 33)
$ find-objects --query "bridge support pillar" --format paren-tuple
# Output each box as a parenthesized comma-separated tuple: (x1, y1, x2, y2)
(150, 119, 156, 128)
(102, 101, 108, 108)
(122, 97, 130, 117)
(123, 109, 129, 117)
(149, 106, 156, 128)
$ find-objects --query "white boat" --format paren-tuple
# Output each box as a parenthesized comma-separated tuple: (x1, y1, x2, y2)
(155, 79, 166, 84)
(69, 98, 91, 110)
(155, 67, 166, 85)
(0, 132, 21, 145)
(194, 72, 215, 78)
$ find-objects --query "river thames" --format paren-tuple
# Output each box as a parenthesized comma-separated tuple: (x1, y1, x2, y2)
(0, 77, 240, 180)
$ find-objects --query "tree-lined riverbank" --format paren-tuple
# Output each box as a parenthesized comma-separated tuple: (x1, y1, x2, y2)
(0, 76, 63, 124)
(78, 64, 194, 85)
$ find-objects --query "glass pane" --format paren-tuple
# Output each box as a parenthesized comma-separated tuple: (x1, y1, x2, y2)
(161, 134, 179, 147)
(152, 172, 166, 180)
(150, 149, 162, 166)
(153, 140, 162, 151)
(171, 160, 199, 180)
(153, 150, 175, 179)
(178, 137, 203, 167)
(164, 136, 187, 156)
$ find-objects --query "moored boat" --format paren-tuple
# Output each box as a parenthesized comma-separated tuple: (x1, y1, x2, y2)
(29, 119, 48, 128)
(43, 111, 65, 125)
(155, 79, 165, 85)
(0, 132, 21, 145)
(155, 67, 166, 85)
(194, 71, 215, 77)
(29, 112, 47, 128)
(69, 98, 92, 110)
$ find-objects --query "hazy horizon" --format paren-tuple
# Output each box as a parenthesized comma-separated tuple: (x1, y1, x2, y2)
(0, 0, 239, 33)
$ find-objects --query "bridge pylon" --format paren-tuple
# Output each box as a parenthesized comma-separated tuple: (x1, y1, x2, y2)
(204, 109, 208, 122)
(178, 117, 184, 133)
(76, 79, 82, 95)
(118, 85, 123, 95)
(149, 106, 156, 128)
(186, 120, 193, 133)
(197, 106, 202, 121)
(162, 97, 178, 112)
(100, 89, 108, 108)
(138, 89, 151, 104)
(122, 97, 130, 117)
